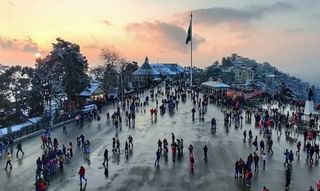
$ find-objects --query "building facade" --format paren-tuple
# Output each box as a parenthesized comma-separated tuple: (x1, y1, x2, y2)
(233, 66, 254, 84)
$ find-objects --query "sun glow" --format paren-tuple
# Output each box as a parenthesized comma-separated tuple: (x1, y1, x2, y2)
(34, 53, 41, 58)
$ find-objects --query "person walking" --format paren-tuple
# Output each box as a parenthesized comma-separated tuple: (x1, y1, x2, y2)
(0, 141, 3, 158)
(285, 166, 291, 190)
(158, 139, 162, 154)
(243, 130, 247, 142)
(171, 144, 176, 162)
(154, 149, 161, 167)
(192, 108, 195, 120)
(62, 125, 67, 135)
(268, 138, 273, 154)
(254, 152, 260, 171)
(296, 141, 301, 159)
(103, 148, 108, 167)
(16, 141, 25, 157)
(289, 150, 294, 164)
(188, 144, 193, 157)
(171, 133, 175, 144)
(4, 152, 12, 170)
(43, 167, 49, 185)
(253, 136, 258, 151)
(284, 149, 290, 166)
(260, 140, 265, 153)
(248, 130, 253, 142)
(125, 141, 129, 158)
(261, 152, 266, 170)
(116, 138, 120, 154)
(180, 139, 184, 154)
(203, 145, 208, 161)
(190, 155, 195, 173)
(35, 157, 42, 181)
(245, 169, 253, 186)
(234, 160, 240, 178)
(128, 135, 133, 150)
(112, 137, 116, 153)
(68, 142, 73, 158)
(79, 166, 88, 185)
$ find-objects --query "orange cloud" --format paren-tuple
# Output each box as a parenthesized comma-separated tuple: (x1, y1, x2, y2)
(126, 21, 205, 54)
(0, 36, 41, 53)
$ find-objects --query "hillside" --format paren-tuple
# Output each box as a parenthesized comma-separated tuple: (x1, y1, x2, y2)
(208, 54, 320, 103)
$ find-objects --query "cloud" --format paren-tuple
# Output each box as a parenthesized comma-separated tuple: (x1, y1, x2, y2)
(102, 20, 112, 26)
(0, 37, 15, 49)
(126, 21, 205, 53)
(0, 36, 40, 53)
(286, 27, 305, 33)
(22, 37, 40, 53)
(177, 2, 295, 26)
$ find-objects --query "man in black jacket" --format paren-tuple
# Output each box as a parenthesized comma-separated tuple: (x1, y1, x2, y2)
(103, 148, 108, 167)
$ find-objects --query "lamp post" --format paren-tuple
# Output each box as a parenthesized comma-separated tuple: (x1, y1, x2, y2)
(121, 69, 124, 104)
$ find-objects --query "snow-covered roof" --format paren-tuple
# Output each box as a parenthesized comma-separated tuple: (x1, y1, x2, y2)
(164, 64, 184, 73)
(80, 82, 104, 97)
(2, 117, 42, 134)
(133, 57, 160, 76)
(202, 81, 230, 89)
(151, 64, 176, 75)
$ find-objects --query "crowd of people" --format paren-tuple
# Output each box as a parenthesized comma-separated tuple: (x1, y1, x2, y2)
(2, 81, 320, 191)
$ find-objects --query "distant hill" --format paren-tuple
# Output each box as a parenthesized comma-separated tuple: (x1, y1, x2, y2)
(209, 54, 320, 103)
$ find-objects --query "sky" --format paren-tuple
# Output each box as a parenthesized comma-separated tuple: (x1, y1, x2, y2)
(0, 0, 320, 84)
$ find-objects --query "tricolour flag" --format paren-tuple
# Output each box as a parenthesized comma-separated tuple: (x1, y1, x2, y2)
(185, 15, 192, 44)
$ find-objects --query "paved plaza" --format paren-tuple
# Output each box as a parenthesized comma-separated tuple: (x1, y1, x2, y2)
(0, 90, 319, 191)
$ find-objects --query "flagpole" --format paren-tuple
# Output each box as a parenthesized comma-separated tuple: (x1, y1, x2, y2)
(190, 12, 193, 90)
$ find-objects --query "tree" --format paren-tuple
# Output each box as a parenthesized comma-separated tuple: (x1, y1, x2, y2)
(100, 46, 126, 70)
(36, 38, 89, 111)
(51, 38, 90, 101)
(93, 46, 135, 96)
(206, 62, 222, 80)
(91, 64, 118, 93)
(221, 57, 233, 68)
(122, 61, 138, 89)
(275, 82, 293, 103)
(0, 73, 11, 126)
(0, 66, 34, 126)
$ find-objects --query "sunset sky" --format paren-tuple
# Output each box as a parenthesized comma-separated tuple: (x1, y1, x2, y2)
(0, 0, 320, 84)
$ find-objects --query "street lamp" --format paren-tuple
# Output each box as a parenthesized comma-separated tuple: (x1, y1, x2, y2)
(121, 69, 124, 104)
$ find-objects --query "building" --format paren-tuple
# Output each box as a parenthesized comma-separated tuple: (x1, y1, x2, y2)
(201, 80, 230, 93)
(1, 117, 42, 139)
(163, 63, 184, 75)
(150, 63, 184, 77)
(133, 57, 160, 87)
(232, 66, 254, 84)
(79, 81, 106, 105)
(151, 64, 176, 76)
(221, 70, 234, 84)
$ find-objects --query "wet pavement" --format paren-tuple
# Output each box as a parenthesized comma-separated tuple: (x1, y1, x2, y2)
(0, 89, 319, 191)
